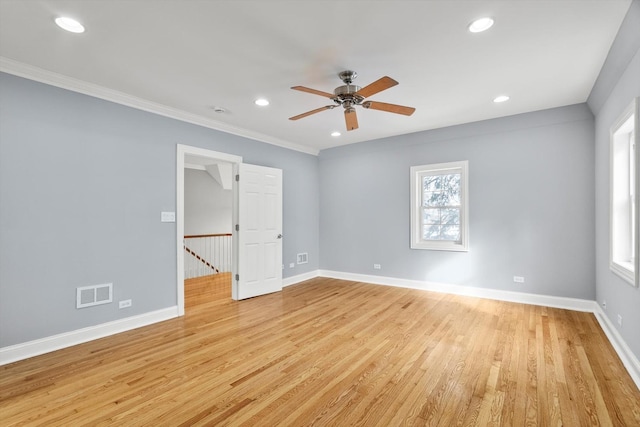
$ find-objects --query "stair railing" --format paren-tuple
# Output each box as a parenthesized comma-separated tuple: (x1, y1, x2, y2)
(184, 233, 232, 279)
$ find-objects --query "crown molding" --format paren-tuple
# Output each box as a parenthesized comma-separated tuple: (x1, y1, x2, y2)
(0, 57, 320, 156)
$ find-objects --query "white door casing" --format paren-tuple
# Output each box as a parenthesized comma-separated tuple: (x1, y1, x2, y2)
(233, 163, 283, 300)
(177, 144, 242, 315)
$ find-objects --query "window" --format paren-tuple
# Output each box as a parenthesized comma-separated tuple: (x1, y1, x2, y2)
(610, 98, 639, 287)
(411, 161, 469, 251)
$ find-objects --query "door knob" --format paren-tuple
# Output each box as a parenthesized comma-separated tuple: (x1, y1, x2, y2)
(277, 234, 283, 239)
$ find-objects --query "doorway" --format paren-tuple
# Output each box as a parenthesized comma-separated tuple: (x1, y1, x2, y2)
(176, 145, 241, 315)
(177, 144, 284, 313)
(183, 162, 234, 308)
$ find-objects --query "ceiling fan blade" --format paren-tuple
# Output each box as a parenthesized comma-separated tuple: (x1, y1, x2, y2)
(363, 101, 416, 116)
(355, 76, 398, 98)
(289, 105, 334, 121)
(344, 108, 359, 131)
(291, 86, 335, 98)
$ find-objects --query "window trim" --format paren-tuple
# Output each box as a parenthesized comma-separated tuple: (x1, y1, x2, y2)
(609, 97, 639, 287)
(410, 160, 469, 252)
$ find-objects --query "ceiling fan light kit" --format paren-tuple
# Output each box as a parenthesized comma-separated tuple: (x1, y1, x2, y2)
(289, 70, 416, 131)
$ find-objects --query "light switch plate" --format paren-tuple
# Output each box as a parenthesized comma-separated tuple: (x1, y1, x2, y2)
(161, 211, 176, 222)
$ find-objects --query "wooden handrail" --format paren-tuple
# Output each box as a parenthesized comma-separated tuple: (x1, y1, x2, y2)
(184, 233, 232, 239)
(184, 245, 220, 273)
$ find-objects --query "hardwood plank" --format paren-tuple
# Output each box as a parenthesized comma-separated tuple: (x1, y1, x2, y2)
(1, 277, 639, 426)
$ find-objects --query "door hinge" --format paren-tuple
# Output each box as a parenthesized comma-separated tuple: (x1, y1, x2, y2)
(235, 174, 239, 182)
(235, 224, 239, 231)
(235, 274, 239, 281)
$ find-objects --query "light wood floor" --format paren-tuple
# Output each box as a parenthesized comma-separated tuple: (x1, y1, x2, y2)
(1, 276, 639, 426)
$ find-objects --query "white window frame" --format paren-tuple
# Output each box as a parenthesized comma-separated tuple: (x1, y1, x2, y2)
(411, 160, 469, 252)
(609, 97, 639, 287)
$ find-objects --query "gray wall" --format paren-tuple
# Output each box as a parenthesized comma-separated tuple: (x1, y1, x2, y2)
(319, 104, 596, 300)
(184, 169, 232, 236)
(588, 0, 640, 360)
(1, 4, 636, 360)
(0, 72, 320, 347)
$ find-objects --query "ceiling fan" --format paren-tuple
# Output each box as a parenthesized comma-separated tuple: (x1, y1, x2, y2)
(289, 70, 416, 131)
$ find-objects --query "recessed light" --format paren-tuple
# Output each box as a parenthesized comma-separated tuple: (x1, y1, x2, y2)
(55, 17, 85, 33)
(468, 17, 494, 33)
(331, 131, 341, 137)
(493, 95, 510, 103)
(254, 98, 269, 106)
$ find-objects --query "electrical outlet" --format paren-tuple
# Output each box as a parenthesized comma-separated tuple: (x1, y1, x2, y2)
(160, 211, 175, 222)
(513, 276, 525, 283)
(373, 264, 381, 270)
(289, 263, 295, 268)
(119, 299, 132, 309)
(617, 315, 623, 327)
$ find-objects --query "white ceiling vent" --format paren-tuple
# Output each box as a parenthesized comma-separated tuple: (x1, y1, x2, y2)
(77, 283, 113, 309)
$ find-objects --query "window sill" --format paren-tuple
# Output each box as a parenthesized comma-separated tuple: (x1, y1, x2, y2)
(411, 241, 469, 252)
(610, 261, 636, 286)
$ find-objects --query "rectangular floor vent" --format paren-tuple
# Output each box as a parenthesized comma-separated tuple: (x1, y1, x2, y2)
(297, 253, 308, 264)
(77, 283, 113, 309)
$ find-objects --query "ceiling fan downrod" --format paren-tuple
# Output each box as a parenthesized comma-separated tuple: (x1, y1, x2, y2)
(338, 70, 357, 84)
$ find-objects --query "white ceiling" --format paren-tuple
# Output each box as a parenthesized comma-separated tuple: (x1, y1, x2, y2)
(0, 0, 631, 155)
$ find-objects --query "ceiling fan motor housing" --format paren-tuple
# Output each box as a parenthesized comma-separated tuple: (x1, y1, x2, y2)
(333, 84, 364, 107)
(333, 70, 365, 107)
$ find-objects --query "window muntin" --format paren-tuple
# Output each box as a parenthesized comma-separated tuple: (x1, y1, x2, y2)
(610, 98, 639, 287)
(411, 161, 468, 251)
(422, 172, 461, 241)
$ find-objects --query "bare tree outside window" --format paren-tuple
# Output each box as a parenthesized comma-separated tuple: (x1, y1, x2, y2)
(422, 173, 461, 241)
(411, 161, 469, 251)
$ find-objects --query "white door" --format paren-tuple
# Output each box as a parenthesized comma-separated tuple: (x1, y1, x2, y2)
(233, 163, 283, 300)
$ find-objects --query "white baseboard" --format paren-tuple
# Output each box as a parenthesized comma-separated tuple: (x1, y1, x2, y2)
(0, 306, 179, 366)
(319, 270, 597, 312)
(593, 307, 640, 390)
(3, 271, 639, 391)
(318, 269, 639, 390)
(283, 270, 320, 287)
(0, 272, 315, 365)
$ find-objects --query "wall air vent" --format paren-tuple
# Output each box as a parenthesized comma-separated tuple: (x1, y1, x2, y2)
(76, 283, 113, 309)
(297, 253, 308, 264)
